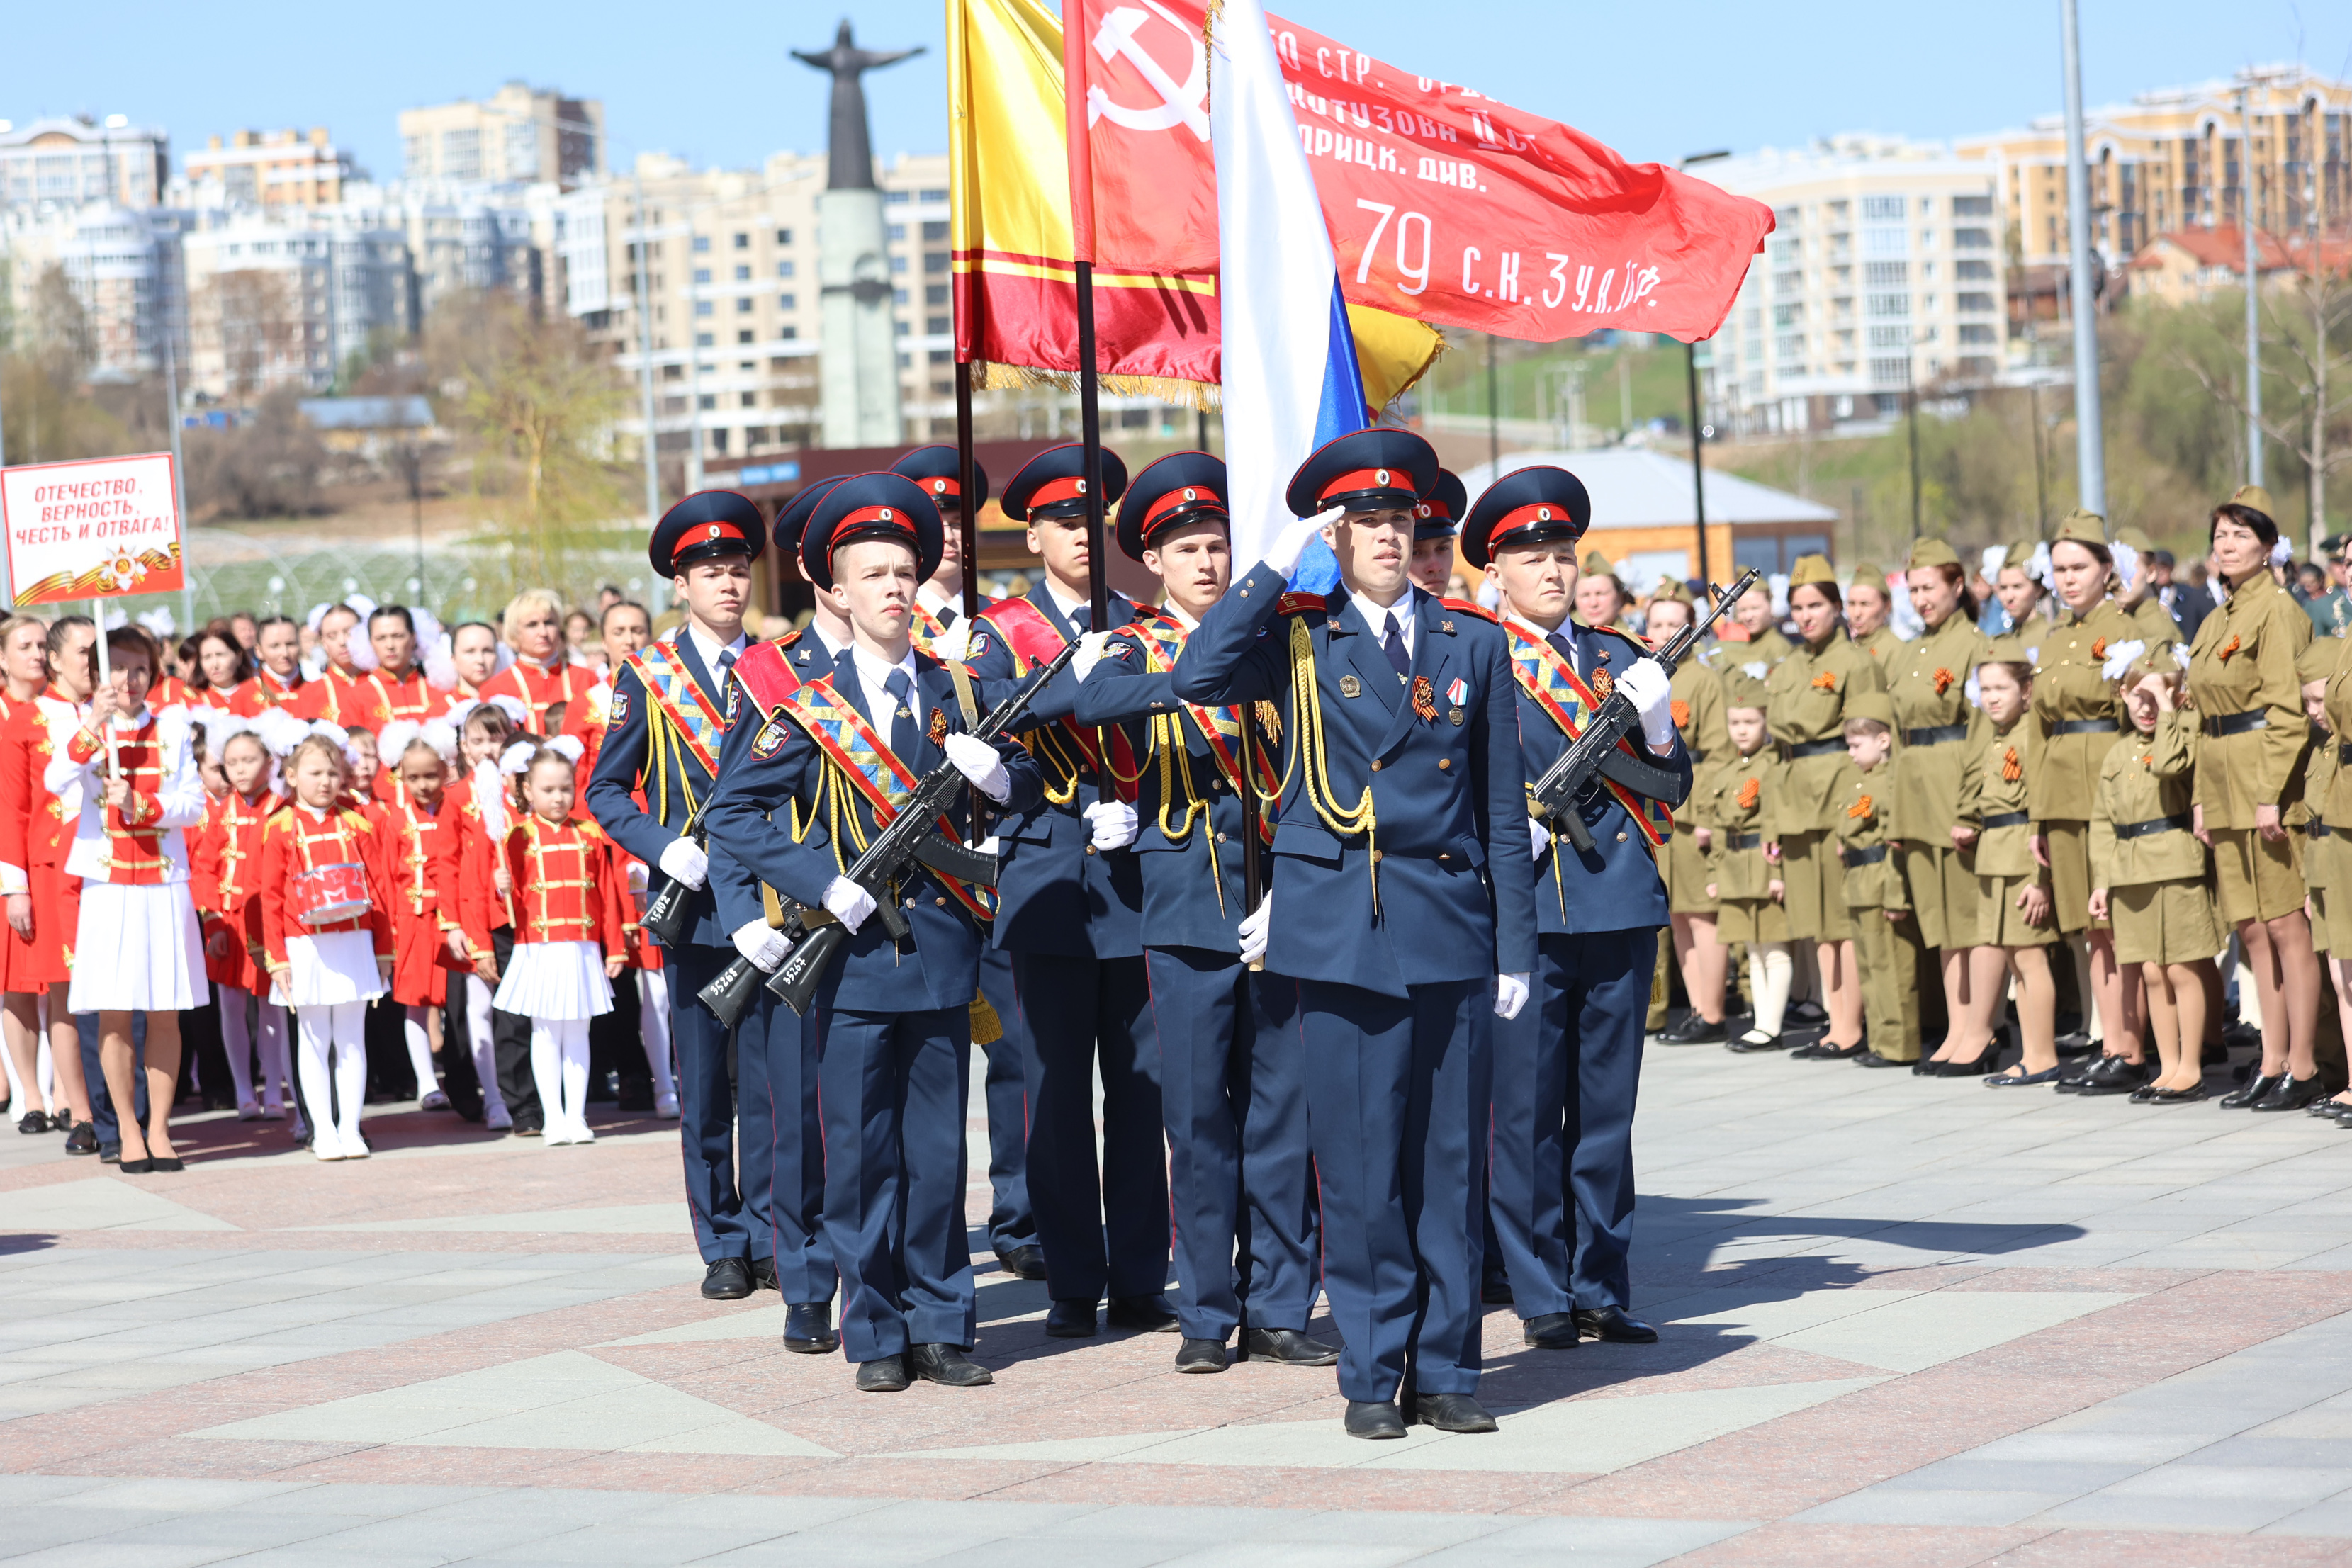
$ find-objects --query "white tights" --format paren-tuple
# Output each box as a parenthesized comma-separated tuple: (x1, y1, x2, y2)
(1748, 942, 1796, 1037)
(220, 986, 289, 1110)
(403, 1004, 437, 1098)
(464, 976, 507, 1118)
(530, 1017, 591, 1140)
(294, 1002, 368, 1152)
(636, 971, 674, 1102)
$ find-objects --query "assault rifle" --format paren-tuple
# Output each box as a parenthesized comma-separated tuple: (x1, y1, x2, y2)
(1529, 567, 1758, 853)
(697, 636, 1079, 1025)
(638, 819, 704, 947)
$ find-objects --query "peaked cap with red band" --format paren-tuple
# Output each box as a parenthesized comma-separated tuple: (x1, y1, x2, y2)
(1118, 451, 1229, 562)
(650, 490, 767, 579)
(1284, 427, 1438, 519)
(773, 475, 849, 556)
(801, 471, 944, 590)
(1460, 465, 1592, 570)
(889, 443, 991, 512)
(1001, 441, 1129, 523)
(1414, 469, 1468, 541)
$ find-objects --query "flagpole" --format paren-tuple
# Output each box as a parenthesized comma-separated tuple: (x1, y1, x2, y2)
(954, 359, 980, 621)
(1075, 263, 1110, 628)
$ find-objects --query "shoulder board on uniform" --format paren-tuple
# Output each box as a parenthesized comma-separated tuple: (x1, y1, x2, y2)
(772, 626, 804, 650)
(1276, 592, 1326, 616)
(261, 806, 296, 835)
(1440, 596, 1497, 624)
(731, 639, 800, 716)
(1596, 624, 1655, 654)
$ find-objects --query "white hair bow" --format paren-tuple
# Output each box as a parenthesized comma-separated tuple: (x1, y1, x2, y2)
(2099, 639, 2146, 682)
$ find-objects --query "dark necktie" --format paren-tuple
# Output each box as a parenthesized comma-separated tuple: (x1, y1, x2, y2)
(884, 667, 918, 760)
(1382, 611, 1410, 677)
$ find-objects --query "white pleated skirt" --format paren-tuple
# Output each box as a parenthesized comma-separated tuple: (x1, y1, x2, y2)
(274, 930, 386, 1009)
(493, 940, 612, 1021)
(68, 881, 207, 1013)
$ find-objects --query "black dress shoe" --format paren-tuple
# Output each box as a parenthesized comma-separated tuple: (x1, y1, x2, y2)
(1480, 1276, 1514, 1304)
(2218, 1072, 2283, 1109)
(16, 1111, 46, 1134)
(1727, 1031, 1787, 1054)
(1107, 1294, 1181, 1333)
(2075, 1056, 2151, 1096)
(116, 1157, 154, 1175)
(1786, 1040, 1832, 1060)
(782, 1302, 838, 1354)
(1343, 1400, 1407, 1439)
(1411, 1392, 1498, 1433)
(1931, 1055, 1997, 1078)
(2251, 1075, 2326, 1112)
(1574, 1305, 1658, 1343)
(908, 1343, 994, 1386)
(149, 1156, 184, 1173)
(1658, 1013, 1727, 1045)
(1786, 999, 1829, 1028)
(855, 1355, 910, 1392)
(1521, 1312, 1579, 1349)
(63, 1120, 96, 1155)
(1855, 1051, 1913, 1068)
(2147, 1084, 2209, 1103)
(1242, 1327, 1340, 1365)
(1045, 1299, 1098, 1338)
(994, 1243, 1048, 1281)
(750, 1257, 781, 1293)
(1174, 1337, 1227, 1372)
(701, 1258, 755, 1301)
(1814, 1040, 1871, 1061)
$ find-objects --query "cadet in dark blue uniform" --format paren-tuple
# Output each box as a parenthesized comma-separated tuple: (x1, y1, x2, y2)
(1171, 429, 1537, 1440)
(1406, 469, 1468, 599)
(963, 443, 1176, 1337)
(703, 473, 1041, 1392)
(585, 493, 814, 1319)
(889, 446, 1043, 1282)
(1062, 451, 1333, 1374)
(1463, 467, 1686, 1351)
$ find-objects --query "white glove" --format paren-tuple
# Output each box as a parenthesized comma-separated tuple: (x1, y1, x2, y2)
(731, 920, 790, 973)
(1495, 971, 1530, 1020)
(1264, 512, 1329, 576)
(1529, 818, 1553, 861)
(1074, 630, 1113, 680)
(943, 732, 1012, 801)
(658, 837, 709, 891)
(822, 875, 877, 935)
(929, 619, 973, 662)
(1617, 658, 1676, 750)
(1083, 799, 1140, 850)
(1239, 892, 1272, 964)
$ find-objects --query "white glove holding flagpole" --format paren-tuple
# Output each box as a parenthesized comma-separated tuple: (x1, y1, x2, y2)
(1495, 971, 1530, 1020)
(1238, 891, 1272, 964)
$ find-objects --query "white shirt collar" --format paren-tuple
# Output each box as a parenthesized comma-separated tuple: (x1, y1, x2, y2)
(849, 642, 920, 721)
(916, 580, 957, 614)
(1351, 585, 1420, 657)
(682, 622, 749, 672)
(1045, 582, 1093, 630)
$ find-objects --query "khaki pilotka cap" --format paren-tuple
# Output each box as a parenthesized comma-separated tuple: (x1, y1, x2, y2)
(1582, 549, 1622, 585)
(1845, 690, 1898, 730)
(1652, 577, 1694, 605)
(1720, 668, 1769, 711)
(1979, 635, 2033, 670)
(1788, 553, 1838, 587)
(2113, 524, 2154, 553)
(2002, 541, 2039, 570)
(2298, 639, 2339, 686)
(1847, 560, 1889, 592)
(1907, 539, 1962, 571)
(2232, 484, 2278, 517)
(2052, 508, 2109, 549)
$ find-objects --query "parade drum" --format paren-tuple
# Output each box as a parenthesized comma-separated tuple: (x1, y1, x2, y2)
(292, 862, 371, 927)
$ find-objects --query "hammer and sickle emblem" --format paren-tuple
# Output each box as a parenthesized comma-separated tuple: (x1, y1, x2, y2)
(1086, 0, 1211, 142)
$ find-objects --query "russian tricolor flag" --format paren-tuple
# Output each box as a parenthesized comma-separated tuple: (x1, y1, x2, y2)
(1210, 0, 1368, 594)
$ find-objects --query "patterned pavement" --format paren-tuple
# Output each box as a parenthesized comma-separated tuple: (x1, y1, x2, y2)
(1, 1042, 2350, 1564)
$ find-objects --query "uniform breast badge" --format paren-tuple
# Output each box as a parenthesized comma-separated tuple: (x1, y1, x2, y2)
(1592, 667, 1616, 701)
(1338, 674, 1362, 698)
(752, 722, 789, 760)
(1411, 675, 1436, 722)
(928, 709, 949, 748)
(607, 692, 630, 728)
(1446, 677, 1468, 725)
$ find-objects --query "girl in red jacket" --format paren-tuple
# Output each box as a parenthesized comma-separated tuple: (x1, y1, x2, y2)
(259, 733, 394, 1161)
(192, 720, 288, 1119)
(375, 718, 460, 1111)
(479, 744, 628, 1146)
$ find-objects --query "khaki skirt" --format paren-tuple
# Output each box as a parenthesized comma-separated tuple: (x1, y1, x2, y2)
(1979, 872, 2059, 947)
(1665, 826, 1718, 916)
(1716, 896, 1791, 946)
(1902, 841, 1981, 952)
(2211, 825, 2307, 926)
(2110, 878, 2225, 966)
(2042, 820, 2107, 935)
(1779, 830, 1853, 942)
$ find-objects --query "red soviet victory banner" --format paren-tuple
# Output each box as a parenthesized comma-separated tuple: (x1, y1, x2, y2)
(1066, 0, 1774, 342)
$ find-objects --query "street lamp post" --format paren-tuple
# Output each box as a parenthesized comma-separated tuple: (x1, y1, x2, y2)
(2059, 0, 2106, 513)
(2240, 80, 2263, 489)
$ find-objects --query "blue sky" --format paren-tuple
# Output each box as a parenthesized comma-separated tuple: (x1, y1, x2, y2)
(13, 1, 2348, 181)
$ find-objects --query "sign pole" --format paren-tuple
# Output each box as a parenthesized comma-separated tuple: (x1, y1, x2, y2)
(164, 342, 193, 635)
(90, 601, 118, 779)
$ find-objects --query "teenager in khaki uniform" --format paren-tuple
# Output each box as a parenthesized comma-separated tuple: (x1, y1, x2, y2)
(2114, 525, 2188, 650)
(1648, 585, 1731, 1045)
(1828, 692, 1920, 1064)
(2088, 646, 2220, 1101)
(1994, 541, 2058, 643)
(1703, 670, 1791, 1050)
(2313, 632, 2352, 1121)
(1894, 541, 1992, 1069)
(1844, 564, 1902, 664)
(2029, 509, 2142, 1087)
(2189, 486, 2324, 1111)
(1947, 638, 2061, 1081)
(1575, 551, 1633, 634)
(1730, 584, 1796, 670)
(2294, 641, 2334, 969)
(1765, 555, 1884, 1056)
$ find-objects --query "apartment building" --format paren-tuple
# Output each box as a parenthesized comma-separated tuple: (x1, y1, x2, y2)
(1693, 136, 2009, 436)
(1958, 66, 2352, 269)
(182, 128, 357, 210)
(181, 210, 412, 397)
(0, 115, 168, 210)
(0, 202, 186, 378)
(398, 84, 603, 190)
